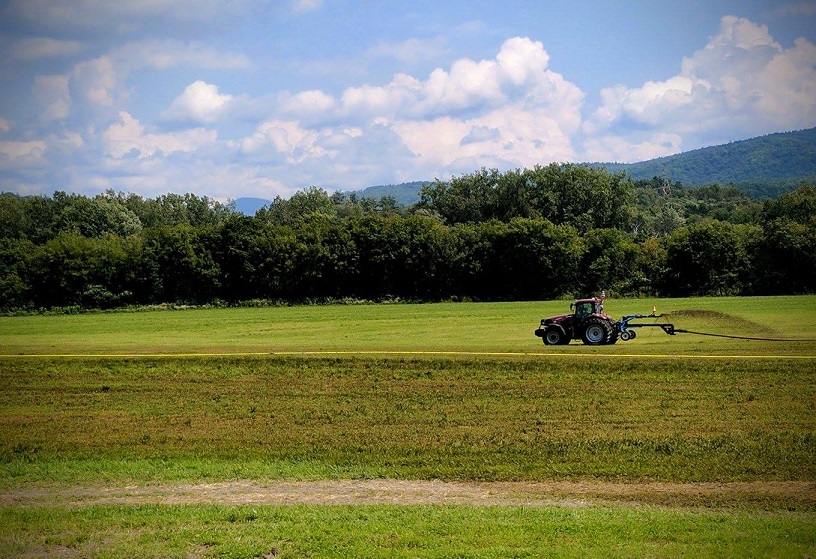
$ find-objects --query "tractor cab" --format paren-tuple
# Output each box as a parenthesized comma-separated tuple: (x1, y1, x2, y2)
(571, 299, 602, 319)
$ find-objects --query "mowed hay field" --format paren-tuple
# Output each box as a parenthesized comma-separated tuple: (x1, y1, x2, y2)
(2, 295, 816, 356)
(1, 296, 815, 557)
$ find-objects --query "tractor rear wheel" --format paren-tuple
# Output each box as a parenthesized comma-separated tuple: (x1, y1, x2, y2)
(607, 329, 619, 345)
(582, 318, 612, 345)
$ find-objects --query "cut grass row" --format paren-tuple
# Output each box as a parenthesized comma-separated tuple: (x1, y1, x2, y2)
(2, 355, 813, 486)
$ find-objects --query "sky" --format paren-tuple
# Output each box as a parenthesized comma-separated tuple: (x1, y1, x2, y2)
(1, 0, 815, 201)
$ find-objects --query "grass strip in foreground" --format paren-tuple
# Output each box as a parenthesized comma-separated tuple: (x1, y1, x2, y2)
(1, 503, 814, 558)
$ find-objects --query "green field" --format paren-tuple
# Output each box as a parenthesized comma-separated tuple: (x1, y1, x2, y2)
(1, 296, 815, 557)
(2, 295, 816, 356)
(2, 355, 814, 484)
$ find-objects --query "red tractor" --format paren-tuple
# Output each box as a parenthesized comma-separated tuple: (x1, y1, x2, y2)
(534, 293, 619, 346)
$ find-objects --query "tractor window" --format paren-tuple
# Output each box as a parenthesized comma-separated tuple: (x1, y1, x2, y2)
(576, 302, 592, 317)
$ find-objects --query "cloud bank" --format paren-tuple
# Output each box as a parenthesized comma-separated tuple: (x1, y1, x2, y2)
(1, 10, 815, 200)
(583, 16, 816, 161)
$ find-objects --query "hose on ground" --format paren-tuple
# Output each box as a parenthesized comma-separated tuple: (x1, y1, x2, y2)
(674, 329, 816, 342)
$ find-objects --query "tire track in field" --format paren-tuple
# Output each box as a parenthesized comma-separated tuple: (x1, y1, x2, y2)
(3, 480, 814, 509)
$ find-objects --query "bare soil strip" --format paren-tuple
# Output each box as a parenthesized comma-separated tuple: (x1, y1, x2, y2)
(3, 480, 814, 509)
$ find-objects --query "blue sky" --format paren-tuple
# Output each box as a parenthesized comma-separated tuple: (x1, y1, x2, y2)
(1, 0, 815, 201)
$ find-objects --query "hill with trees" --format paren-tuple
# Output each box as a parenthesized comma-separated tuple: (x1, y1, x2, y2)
(352, 181, 429, 206)
(599, 127, 816, 196)
(351, 127, 816, 205)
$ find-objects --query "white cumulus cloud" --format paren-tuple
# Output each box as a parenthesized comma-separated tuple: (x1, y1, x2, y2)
(584, 15, 816, 160)
(583, 132, 684, 163)
(241, 119, 333, 163)
(0, 140, 46, 163)
(299, 36, 584, 173)
(104, 111, 217, 158)
(278, 90, 337, 119)
(163, 81, 234, 123)
(59, 40, 250, 125)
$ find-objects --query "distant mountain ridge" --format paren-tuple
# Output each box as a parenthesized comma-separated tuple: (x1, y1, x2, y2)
(352, 127, 816, 204)
(234, 197, 271, 215)
(234, 127, 816, 212)
(351, 181, 429, 206)
(598, 127, 816, 194)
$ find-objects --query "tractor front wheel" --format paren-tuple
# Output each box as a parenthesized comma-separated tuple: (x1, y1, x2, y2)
(582, 318, 612, 345)
(544, 328, 564, 345)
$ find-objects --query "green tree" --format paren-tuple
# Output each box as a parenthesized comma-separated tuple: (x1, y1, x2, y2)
(635, 237, 667, 297)
(753, 218, 816, 294)
(53, 191, 142, 238)
(0, 238, 34, 309)
(345, 215, 396, 299)
(141, 225, 220, 304)
(663, 220, 760, 296)
(421, 164, 635, 233)
(526, 164, 635, 233)
(258, 187, 337, 226)
(0, 193, 60, 243)
(761, 186, 816, 225)
(579, 228, 642, 296)
(381, 215, 451, 299)
(120, 191, 236, 229)
(447, 221, 503, 300)
(286, 213, 355, 299)
(449, 219, 582, 300)
(419, 168, 502, 224)
(26, 233, 140, 308)
(498, 218, 583, 300)
(217, 217, 296, 301)
(217, 215, 276, 301)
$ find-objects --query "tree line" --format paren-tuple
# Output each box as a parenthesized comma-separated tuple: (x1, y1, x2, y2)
(1, 164, 814, 311)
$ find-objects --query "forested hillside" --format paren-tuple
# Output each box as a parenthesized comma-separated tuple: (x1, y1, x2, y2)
(351, 127, 816, 205)
(353, 181, 429, 206)
(1, 164, 814, 312)
(600, 127, 816, 195)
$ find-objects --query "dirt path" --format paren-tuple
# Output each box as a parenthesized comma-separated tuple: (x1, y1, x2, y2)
(3, 480, 814, 509)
